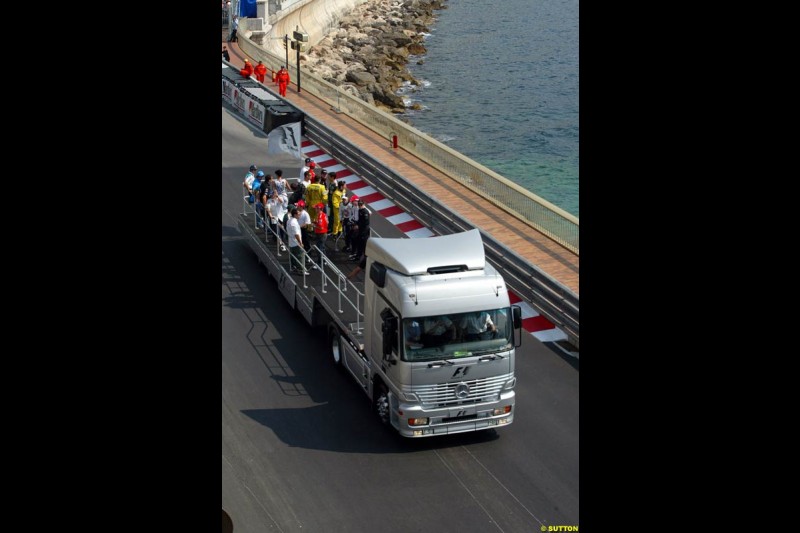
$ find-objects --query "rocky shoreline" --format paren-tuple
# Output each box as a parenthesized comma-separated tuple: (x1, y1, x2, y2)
(301, 0, 448, 114)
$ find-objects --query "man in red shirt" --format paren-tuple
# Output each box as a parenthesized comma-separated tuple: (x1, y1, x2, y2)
(276, 65, 290, 97)
(254, 60, 267, 83)
(240, 59, 253, 79)
(312, 202, 329, 268)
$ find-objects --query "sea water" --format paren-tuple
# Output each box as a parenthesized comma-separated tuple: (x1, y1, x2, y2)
(401, 0, 579, 217)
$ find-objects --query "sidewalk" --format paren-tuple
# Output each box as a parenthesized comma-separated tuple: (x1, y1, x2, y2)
(223, 30, 258, 72)
(223, 30, 287, 91)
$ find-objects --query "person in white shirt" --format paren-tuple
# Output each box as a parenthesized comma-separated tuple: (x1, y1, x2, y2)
(299, 158, 312, 182)
(267, 190, 287, 244)
(300, 170, 312, 190)
(286, 208, 307, 274)
(243, 164, 257, 198)
(460, 312, 497, 341)
(296, 200, 313, 264)
(273, 169, 287, 197)
(229, 16, 239, 42)
(342, 196, 358, 252)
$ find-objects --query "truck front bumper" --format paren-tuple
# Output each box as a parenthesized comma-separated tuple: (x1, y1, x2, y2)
(393, 390, 515, 437)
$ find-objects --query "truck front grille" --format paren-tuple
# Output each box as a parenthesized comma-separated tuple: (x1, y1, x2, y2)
(411, 374, 511, 407)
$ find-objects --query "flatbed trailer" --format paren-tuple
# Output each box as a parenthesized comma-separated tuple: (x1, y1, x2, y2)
(237, 210, 369, 362)
(238, 211, 519, 437)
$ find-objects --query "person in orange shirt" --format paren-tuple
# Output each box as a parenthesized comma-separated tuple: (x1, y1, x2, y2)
(240, 59, 253, 79)
(276, 65, 290, 97)
(254, 60, 267, 83)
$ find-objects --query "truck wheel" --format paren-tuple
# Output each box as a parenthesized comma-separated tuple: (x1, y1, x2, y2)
(329, 325, 343, 367)
(374, 382, 390, 426)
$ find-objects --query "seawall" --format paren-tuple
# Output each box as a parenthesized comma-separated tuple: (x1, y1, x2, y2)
(266, 0, 369, 58)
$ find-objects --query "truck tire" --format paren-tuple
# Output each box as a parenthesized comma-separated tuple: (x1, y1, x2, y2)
(374, 381, 391, 426)
(328, 325, 343, 368)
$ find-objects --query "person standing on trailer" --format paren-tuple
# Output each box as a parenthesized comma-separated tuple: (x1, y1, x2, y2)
(351, 199, 370, 261)
(287, 208, 307, 274)
(312, 203, 329, 268)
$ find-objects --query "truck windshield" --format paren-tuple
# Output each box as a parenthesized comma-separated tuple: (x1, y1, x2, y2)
(402, 308, 513, 362)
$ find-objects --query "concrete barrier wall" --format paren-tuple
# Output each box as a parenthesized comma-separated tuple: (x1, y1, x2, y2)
(264, 0, 368, 58)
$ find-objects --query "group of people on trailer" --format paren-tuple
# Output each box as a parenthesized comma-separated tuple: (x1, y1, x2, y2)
(243, 160, 371, 275)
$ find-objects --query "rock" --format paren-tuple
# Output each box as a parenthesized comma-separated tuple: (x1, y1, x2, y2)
(408, 43, 426, 55)
(384, 32, 413, 46)
(302, 0, 449, 114)
(373, 89, 406, 110)
(346, 70, 377, 86)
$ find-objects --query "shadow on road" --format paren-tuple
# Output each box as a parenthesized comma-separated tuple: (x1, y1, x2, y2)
(242, 404, 500, 454)
(223, 235, 507, 453)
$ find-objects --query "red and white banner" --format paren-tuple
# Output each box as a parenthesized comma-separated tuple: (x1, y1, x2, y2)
(232, 87, 248, 114)
(246, 98, 265, 129)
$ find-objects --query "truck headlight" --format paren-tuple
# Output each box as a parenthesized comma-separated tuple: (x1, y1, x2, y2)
(492, 406, 512, 416)
(408, 417, 429, 426)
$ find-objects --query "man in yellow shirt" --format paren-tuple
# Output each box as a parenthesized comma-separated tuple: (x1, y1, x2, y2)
(331, 179, 346, 236)
(304, 175, 328, 220)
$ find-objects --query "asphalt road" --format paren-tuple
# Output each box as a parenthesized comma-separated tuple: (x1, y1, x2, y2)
(222, 102, 579, 533)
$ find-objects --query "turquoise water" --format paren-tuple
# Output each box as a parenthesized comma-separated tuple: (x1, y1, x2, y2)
(400, 0, 579, 217)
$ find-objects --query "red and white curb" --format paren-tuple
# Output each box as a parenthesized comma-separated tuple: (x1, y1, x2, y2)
(300, 139, 568, 346)
(301, 140, 434, 238)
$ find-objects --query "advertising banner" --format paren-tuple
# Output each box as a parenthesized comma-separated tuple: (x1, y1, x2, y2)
(222, 78, 234, 103)
(246, 97, 266, 130)
(232, 86, 248, 114)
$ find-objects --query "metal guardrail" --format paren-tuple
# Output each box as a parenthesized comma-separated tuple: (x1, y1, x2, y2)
(304, 117, 579, 349)
(238, 37, 579, 255)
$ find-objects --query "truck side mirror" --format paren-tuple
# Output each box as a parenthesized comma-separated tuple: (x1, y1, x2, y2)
(512, 305, 522, 329)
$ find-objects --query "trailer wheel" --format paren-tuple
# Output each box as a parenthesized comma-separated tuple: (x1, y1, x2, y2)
(328, 325, 343, 367)
(374, 382, 391, 426)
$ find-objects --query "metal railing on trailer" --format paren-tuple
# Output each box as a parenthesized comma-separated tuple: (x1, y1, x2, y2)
(239, 200, 385, 335)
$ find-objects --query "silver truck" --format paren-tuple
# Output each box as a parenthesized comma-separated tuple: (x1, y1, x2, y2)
(238, 213, 521, 437)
